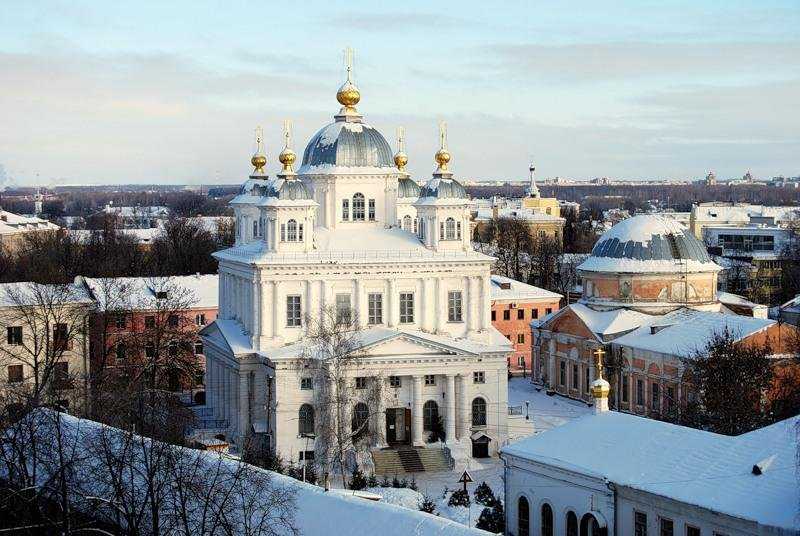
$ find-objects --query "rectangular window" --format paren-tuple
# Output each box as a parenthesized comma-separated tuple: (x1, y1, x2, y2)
(53, 323, 70, 351)
(399, 292, 414, 324)
(473, 371, 485, 384)
(116, 343, 126, 361)
(342, 199, 349, 221)
(145, 341, 156, 358)
(299, 450, 315, 461)
(145, 316, 155, 329)
(6, 326, 22, 345)
(666, 385, 675, 412)
(652, 382, 660, 412)
(636, 379, 644, 405)
(559, 361, 566, 386)
(572, 364, 578, 389)
(389, 376, 401, 388)
(634, 512, 648, 536)
(659, 518, 673, 536)
(585, 367, 590, 394)
(355, 377, 367, 390)
(368, 293, 383, 325)
(195, 313, 206, 326)
(517, 333, 525, 344)
(622, 375, 629, 403)
(54, 362, 70, 388)
(194, 342, 204, 355)
(115, 314, 126, 329)
(287, 295, 302, 327)
(686, 527, 700, 536)
(300, 377, 313, 390)
(491, 310, 496, 321)
(447, 291, 463, 322)
(335, 293, 352, 323)
(368, 199, 375, 221)
(503, 310, 510, 321)
(532, 308, 538, 319)
(280, 224, 286, 241)
(425, 374, 436, 386)
(7, 364, 23, 383)
(168, 314, 179, 327)
(545, 307, 553, 315)
(517, 309, 524, 320)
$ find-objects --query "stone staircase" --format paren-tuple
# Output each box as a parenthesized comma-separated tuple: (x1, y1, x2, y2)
(371, 446, 451, 475)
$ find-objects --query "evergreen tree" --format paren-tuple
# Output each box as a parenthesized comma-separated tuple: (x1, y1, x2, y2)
(349, 467, 368, 490)
(367, 473, 379, 488)
(392, 475, 401, 488)
(427, 415, 447, 443)
(476, 500, 505, 533)
(380, 475, 391, 487)
(419, 495, 438, 515)
(448, 489, 470, 507)
(474, 481, 496, 506)
(409, 476, 418, 491)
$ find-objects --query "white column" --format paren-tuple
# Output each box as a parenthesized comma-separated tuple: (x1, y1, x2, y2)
(458, 373, 470, 440)
(468, 276, 479, 333)
(412, 375, 424, 446)
(260, 278, 271, 341)
(271, 281, 280, 339)
(445, 374, 456, 442)
(353, 278, 362, 326)
(434, 278, 443, 333)
(252, 273, 260, 340)
(480, 276, 491, 331)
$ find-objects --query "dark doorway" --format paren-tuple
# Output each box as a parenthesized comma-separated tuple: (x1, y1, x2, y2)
(471, 435, 490, 458)
(386, 409, 397, 444)
(404, 408, 412, 442)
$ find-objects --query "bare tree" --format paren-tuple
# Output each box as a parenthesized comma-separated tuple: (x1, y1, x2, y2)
(303, 306, 386, 490)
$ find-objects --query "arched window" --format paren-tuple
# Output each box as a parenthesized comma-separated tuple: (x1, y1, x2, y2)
(445, 217, 456, 240)
(566, 511, 578, 536)
(286, 219, 298, 241)
(351, 402, 369, 439)
(579, 513, 601, 536)
(541, 503, 553, 536)
(518, 497, 530, 536)
(546, 207, 552, 215)
(299, 404, 314, 435)
(353, 193, 365, 221)
(472, 397, 486, 426)
(403, 215, 412, 232)
(423, 400, 439, 431)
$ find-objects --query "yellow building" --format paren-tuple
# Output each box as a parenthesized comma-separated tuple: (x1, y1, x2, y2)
(521, 164, 561, 218)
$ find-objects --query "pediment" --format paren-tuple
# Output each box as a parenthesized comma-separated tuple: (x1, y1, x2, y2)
(360, 334, 464, 358)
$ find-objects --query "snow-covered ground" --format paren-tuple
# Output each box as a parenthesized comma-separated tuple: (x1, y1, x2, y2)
(355, 379, 592, 530)
(507, 376, 592, 433)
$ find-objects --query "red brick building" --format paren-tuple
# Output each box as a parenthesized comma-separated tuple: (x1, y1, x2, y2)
(489, 275, 562, 376)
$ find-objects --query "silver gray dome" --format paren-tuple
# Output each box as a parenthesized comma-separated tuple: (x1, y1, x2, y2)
(302, 121, 394, 168)
(397, 177, 421, 198)
(251, 178, 312, 200)
(419, 177, 468, 199)
(590, 215, 713, 264)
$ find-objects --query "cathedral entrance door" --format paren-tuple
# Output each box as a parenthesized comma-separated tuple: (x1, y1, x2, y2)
(386, 409, 397, 444)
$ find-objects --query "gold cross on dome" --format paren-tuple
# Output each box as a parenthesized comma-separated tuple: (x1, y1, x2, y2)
(397, 126, 405, 152)
(593, 347, 605, 377)
(344, 46, 354, 81)
(283, 119, 292, 148)
(439, 121, 448, 149)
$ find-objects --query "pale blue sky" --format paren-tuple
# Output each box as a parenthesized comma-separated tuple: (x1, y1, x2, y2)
(1, 0, 798, 185)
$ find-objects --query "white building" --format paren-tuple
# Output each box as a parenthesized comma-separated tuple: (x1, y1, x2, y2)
(502, 363, 800, 536)
(689, 202, 799, 238)
(201, 67, 511, 466)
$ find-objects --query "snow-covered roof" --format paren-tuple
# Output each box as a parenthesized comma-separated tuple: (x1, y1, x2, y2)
(2, 409, 488, 536)
(299, 120, 394, 171)
(502, 411, 800, 532)
(692, 203, 799, 225)
(473, 206, 564, 223)
(0, 282, 94, 308)
(543, 303, 652, 340)
(70, 227, 163, 244)
(578, 215, 720, 274)
(0, 209, 60, 235)
(490, 275, 562, 302)
(216, 225, 493, 265)
(612, 308, 775, 358)
(102, 205, 169, 217)
(80, 274, 218, 310)
(266, 325, 512, 361)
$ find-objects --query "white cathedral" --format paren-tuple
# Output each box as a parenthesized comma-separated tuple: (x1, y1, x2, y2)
(200, 61, 511, 466)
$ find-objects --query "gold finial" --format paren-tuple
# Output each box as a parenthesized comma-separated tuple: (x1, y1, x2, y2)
(394, 126, 408, 171)
(434, 121, 451, 171)
(336, 47, 361, 110)
(251, 126, 267, 173)
(278, 119, 297, 173)
(590, 347, 611, 399)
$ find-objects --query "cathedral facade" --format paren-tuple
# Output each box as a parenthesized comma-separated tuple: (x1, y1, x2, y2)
(200, 66, 511, 464)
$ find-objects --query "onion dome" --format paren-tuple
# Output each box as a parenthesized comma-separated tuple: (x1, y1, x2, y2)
(336, 80, 361, 111)
(590, 348, 611, 401)
(251, 126, 267, 175)
(419, 177, 468, 199)
(278, 120, 297, 174)
(301, 121, 394, 168)
(434, 121, 451, 172)
(252, 177, 311, 201)
(394, 126, 409, 172)
(398, 177, 420, 199)
(578, 215, 720, 274)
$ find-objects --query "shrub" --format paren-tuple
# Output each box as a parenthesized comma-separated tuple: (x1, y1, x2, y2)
(349, 467, 368, 490)
(380, 475, 391, 487)
(474, 481, 497, 506)
(476, 500, 505, 533)
(392, 475, 401, 488)
(448, 489, 470, 507)
(419, 495, 438, 515)
(367, 473, 379, 487)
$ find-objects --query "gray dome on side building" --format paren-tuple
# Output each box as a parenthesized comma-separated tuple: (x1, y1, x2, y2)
(252, 178, 312, 201)
(397, 177, 421, 199)
(301, 121, 394, 169)
(419, 177, 468, 200)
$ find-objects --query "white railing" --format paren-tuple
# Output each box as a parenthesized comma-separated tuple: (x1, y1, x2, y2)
(222, 248, 486, 263)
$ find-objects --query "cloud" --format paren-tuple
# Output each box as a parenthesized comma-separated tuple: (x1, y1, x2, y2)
(328, 11, 470, 32)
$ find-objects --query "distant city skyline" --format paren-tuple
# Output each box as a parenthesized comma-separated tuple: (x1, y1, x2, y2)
(1, 0, 798, 186)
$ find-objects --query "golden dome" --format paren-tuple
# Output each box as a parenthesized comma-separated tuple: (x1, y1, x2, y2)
(435, 148, 451, 171)
(394, 151, 408, 171)
(279, 147, 297, 172)
(251, 153, 267, 173)
(337, 81, 361, 108)
(590, 378, 611, 399)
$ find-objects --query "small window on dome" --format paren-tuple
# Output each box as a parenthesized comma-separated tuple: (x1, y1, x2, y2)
(286, 219, 298, 242)
(402, 215, 412, 232)
(445, 218, 456, 240)
(353, 193, 365, 221)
